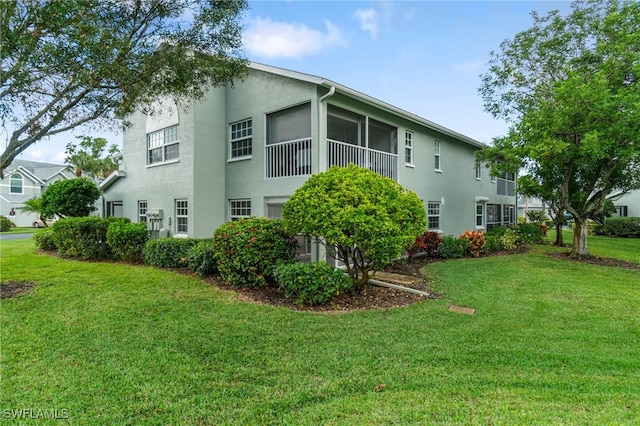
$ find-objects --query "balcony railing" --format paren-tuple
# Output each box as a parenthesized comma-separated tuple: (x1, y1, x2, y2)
(265, 138, 312, 178)
(327, 139, 398, 180)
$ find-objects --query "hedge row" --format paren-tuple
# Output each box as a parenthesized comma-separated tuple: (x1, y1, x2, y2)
(598, 217, 640, 238)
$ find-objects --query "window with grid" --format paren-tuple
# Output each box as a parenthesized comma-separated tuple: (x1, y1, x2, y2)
(138, 200, 148, 223)
(10, 173, 22, 193)
(405, 131, 414, 165)
(476, 203, 485, 227)
(434, 141, 441, 171)
(427, 202, 440, 230)
(230, 119, 252, 158)
(147, 125, 179, 165)
(230, 199, 251, 221)
(175, 200, 188, 234)
(475, 160, 482, 180)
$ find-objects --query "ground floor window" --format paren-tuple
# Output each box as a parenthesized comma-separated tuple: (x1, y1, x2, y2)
(476, 203, 485, 228)
(175, 200, 188, 234)
(427, 202, 441, 231)
(138, 200, 148, 223)
(106, 201, 123, 217)
(230, 199, 251, 221)
(615, 206, 628, 217)
(266, 200, 311, 259)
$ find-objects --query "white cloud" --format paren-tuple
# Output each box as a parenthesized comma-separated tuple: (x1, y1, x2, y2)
(354, 8, 379, 39)
(243, 17, 347, 59)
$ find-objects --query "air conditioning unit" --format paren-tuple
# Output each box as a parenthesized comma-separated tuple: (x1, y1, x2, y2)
(146, 209, 163, 220)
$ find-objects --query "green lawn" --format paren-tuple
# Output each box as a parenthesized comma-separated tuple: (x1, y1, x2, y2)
(1, 238, 639, 424)
(0, 226, 37, 235)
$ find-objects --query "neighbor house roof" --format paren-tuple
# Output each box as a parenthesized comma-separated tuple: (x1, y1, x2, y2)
(249, 62, 487, 149)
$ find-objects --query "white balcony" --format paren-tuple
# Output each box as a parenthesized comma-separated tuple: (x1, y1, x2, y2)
(327, 139, 398, 180)
(265, 138, 312, 178)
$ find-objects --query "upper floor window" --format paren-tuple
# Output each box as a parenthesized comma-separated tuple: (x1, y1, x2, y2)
(230, 118, 252, 159)
(475, 160, 482, 180)
(175, 199, 188, 234)
(147, 125, 179, 165)
(497, 171, 516, 196)
(405, 131, 414, 165)
(434, 141, 442, 171)
(10, 173, 23, 193)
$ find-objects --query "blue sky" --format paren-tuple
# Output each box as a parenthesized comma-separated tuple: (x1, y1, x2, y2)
(17, 0, 571, 164)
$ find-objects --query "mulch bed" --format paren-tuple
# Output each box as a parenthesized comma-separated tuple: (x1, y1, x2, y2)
(547, 252, 640, 270)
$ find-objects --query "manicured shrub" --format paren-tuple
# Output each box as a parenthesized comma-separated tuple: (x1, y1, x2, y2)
(51, 216, 113, 260)
(438, 235, 466, 259)
(213, 217, 298, 289)
(0, 215, 13, 232)
(600, 217, 640, 238)
(283, 164, 426, 292)
(499, 228, 518, 251)
(143, 238, 201, 268)
(484, 235, 501, 252)
(273, 261, 353, 306)
(34, 227, 57, 251)
(487, 225, 508, 238)
(41, 177, 100, 217)
(459, 230, 486, 257)
(515, 223, 544, 244)
(186, 240, 217, 277)
(107, 220, 148, 262)
(406, 231, 442, 258)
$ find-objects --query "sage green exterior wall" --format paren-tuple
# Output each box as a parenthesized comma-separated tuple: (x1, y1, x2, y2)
(103, 66, 517, 239)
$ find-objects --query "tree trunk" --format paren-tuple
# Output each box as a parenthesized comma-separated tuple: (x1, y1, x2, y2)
(554, 221, 563, 246)
(571, 219, 589, 257)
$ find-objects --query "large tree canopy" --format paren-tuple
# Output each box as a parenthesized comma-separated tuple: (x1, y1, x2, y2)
(41, 177, 100, 218)
(0, 0, 248, 175)
(478, 0, 640, 256)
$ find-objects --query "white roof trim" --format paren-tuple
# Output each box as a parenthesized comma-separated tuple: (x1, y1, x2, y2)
(248, 62, 486, 149)
(4, 165, 45, 185)
(99, 170, 126, 191)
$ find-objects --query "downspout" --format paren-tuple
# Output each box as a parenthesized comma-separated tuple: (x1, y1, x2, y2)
(314, 86, 335, 263)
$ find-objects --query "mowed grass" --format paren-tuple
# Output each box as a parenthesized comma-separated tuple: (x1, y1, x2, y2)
(1, 237, 639, 425)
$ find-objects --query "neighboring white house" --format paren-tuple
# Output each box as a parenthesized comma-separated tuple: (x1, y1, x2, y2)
(0, 159, 74, 227)
(101, 63, 518, 255)
(608, 190, 640, 217)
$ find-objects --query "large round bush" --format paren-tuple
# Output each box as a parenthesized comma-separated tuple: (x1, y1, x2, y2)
(213, 217, 298, 288)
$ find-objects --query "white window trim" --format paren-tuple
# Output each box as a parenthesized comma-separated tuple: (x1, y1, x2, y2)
(175, 199, 188, 235)
(475, 160, 482, 180)
(230, 199, 252, 221)
(405, 131, 414, 166)
(147, 125, 179, 166)
(229, 118, 253, 161)
(10, 173, 23, 194)
(427, 201, 441, 232)
(434, 140, 442, 173)
(475, 202, 486, 230)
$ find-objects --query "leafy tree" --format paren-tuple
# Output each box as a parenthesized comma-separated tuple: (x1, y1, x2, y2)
(478, 0, 640, 256)
(0, 0, 248, 176)
(65, 135, 120, 179)
(283, 165, 427, 292)
(41, 178, 100, 218)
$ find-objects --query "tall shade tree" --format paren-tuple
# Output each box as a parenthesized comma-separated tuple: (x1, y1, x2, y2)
(478, 0, 640, 256)
(65, 135, 120, 179)
(283, 165, 427, 292)
(0, 0, 248, 176)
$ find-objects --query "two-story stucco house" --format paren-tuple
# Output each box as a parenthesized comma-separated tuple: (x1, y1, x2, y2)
(101, 63, 517, 249)
(1, 159, 74, 227)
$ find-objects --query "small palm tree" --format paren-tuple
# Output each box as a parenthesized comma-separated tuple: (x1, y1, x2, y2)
(21, 197, 48, 227)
